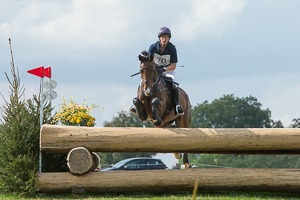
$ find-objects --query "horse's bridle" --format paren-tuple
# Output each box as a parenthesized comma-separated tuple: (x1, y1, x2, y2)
(139, 62, 161, 96)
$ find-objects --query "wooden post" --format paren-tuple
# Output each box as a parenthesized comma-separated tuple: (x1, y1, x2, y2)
(40, 125, 300, 154)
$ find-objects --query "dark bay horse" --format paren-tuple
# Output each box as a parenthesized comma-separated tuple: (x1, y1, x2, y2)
(132, 51, 192, 168)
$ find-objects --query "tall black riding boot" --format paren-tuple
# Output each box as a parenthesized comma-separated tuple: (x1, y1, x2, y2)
(173, 84, 184, 115)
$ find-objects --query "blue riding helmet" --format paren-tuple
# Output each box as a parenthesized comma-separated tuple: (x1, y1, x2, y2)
(158, 27, 171, 38)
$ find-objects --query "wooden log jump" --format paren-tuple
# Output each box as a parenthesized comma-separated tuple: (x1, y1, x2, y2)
(38, 124, 300, 193)
(38, 168, 300, 193)
(40, 124, 300, 154)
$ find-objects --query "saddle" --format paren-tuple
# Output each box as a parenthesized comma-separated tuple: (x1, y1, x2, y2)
(161, 75, 177, 93)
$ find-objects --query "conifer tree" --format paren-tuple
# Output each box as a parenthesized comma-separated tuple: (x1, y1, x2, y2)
(0, 38, 53, 194)
(0, 39, 38, 194)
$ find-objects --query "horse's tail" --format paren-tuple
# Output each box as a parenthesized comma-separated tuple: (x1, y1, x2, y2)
(178, 87, 192, 128)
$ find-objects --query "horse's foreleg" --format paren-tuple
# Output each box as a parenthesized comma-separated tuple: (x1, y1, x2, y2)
(151, 97, 162, 126)
(133, 98, 147, 121)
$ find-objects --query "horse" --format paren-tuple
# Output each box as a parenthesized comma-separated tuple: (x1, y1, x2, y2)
(132, 50, 192, 169)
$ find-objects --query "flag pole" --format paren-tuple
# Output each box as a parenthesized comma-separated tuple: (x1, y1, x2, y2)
(27, 66, 54, 173)
(39, 77, 44, 173)
(27, 66, 45, 173)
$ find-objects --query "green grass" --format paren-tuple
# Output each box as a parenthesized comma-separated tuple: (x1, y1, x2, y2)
(0, 191, 299, 200)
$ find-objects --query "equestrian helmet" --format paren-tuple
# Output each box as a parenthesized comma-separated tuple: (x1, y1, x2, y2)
(158, 27, 171, 38)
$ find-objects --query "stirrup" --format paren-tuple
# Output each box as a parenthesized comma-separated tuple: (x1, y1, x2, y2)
(176, 105, 184, 115)
(130, 105, 137, 114)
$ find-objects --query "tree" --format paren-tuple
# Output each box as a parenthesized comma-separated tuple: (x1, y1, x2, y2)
(0, 39, 54, 194)
(189, 94, 300, 168)
(290, 118, 300, 128)
(0, 72, 38, 194)
(103, 110, 153, 127)
(189, 154, 300, 168)
(99, 111, 154, 167)
(191, 94, 282, 128)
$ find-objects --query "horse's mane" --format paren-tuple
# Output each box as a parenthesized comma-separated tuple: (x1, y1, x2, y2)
(138, 50, 151, 63)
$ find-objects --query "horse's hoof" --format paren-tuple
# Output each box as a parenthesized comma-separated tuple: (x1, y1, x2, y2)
(153, 119, 161, 126)
(130, 106, 137, 114)
(184, 163, 189, 169)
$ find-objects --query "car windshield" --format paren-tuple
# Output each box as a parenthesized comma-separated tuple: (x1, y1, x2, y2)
(108, 158, 167, 170)
(111, 159, 130, 168)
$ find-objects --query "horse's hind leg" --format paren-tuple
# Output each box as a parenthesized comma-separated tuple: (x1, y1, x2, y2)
(172, 153, 189, 169)
(183, 153, 189, 169)
(175, 118, 190, 169)
(133, 98, 147, 121)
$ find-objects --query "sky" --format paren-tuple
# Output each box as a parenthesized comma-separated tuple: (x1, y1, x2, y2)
(1, 0, 300, 167)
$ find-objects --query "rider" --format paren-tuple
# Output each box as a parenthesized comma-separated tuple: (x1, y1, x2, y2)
(131, 27, 184, 115)
(148, 27, 184, 115)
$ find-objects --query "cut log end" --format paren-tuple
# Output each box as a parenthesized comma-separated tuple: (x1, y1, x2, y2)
(90, 152, 100, 172)
(67, 147, 93, 175)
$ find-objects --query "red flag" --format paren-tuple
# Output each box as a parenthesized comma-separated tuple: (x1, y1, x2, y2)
(44, 67, 52, 78)
(27, 66, 44, 78)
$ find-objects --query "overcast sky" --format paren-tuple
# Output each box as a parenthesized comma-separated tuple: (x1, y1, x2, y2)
(1, 0, 300, 128)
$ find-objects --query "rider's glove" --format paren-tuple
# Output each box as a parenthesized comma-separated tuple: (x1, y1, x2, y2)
(157, 66, 166, 74)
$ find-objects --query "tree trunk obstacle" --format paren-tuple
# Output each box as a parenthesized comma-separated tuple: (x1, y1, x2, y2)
(37, 168, 300, 193)
(41, 124, 300, 154)
(39, 124, 300, 193)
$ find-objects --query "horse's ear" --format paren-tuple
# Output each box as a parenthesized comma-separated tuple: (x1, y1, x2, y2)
(138, 54, 144, 62)
(139, 50, 149, 62)
(141, 50, 148, 56)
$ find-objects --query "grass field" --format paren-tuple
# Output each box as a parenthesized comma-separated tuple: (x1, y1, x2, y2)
(1, 191, 300, 200)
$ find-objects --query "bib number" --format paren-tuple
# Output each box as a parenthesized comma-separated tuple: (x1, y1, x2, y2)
(153, 53, 170, 66)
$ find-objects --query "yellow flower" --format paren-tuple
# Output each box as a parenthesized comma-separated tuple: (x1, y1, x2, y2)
(76, 117, 81, 124)
(52, 97, 98, 127)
